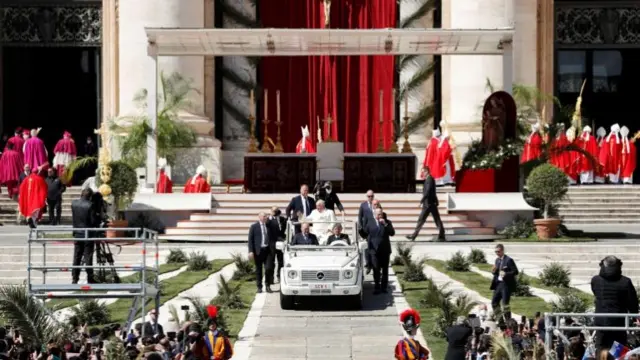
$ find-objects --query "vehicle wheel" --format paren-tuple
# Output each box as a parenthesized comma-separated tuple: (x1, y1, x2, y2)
(280, 292, 295, 310)
(348, 293, 363, 310)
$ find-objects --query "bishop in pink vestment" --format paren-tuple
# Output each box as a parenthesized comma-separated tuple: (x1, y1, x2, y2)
(23, 129, 48, 172)
(53, 131, 77, 181)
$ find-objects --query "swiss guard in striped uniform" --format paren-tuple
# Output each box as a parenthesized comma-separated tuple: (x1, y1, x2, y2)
(203, 305, 233, 360)
(395, 308, 429, 360)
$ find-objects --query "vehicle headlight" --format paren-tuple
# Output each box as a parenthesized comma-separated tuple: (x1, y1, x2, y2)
(343, 270, 354, 279)
(287, 270, 298, 279)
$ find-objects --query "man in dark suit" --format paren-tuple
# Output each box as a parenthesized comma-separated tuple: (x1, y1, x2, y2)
(285, 184, 315, 233)
(267, 206, 287, 283)
(71, 188, 99, 284)
(248, 212, 273, 293)
(291, 223, 319, 245)
(142, 309, 164, 338)
(326, 223, 351, 245)
(406, 165, 446, 241)
(361, 208, 395, 294)
(314, 181, 345, 214)
(357, 190, 376, 274)
(490, 244, 519, 319)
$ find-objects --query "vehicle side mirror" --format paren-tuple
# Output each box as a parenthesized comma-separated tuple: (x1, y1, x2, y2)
(275, 241, 284, 251)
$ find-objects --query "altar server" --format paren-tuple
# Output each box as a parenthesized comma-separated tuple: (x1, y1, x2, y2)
(520, 123, 542, 164)
(620, 126, 636, 184)
(599, 123, 622, 183)
(156, 158, 173, 193)
(18, 170, 47, 228)
(295, 125, 316, 154)
(577, 126, 598, 184)
(23, 128, 48, 172)
(434, 131, 456, 186)
(53, 131, 77, 181)
(422, 128, 440, 173)
(184, 165, 211, 193)
(0, 143, 24, 198)
(394, 309, 429, 360)
(595, 127, 607, 183)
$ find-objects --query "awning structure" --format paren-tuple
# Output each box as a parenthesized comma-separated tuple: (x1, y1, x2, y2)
(145, 28, 514, 56)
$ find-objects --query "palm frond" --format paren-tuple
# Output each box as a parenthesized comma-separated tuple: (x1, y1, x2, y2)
(490, 331, 521, 360)
(167, 304, 181, 327)
(104, 337, 128, 360)
(398, 0, 437, 28)
(407, 101, 436, 134)
(62, 156, 97, 184)
(398, 58, 436, 102)
(182, 295, 207, 323)
(396, 54, 420, 72)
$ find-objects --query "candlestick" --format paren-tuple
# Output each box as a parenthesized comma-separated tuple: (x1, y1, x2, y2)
(401, 115, 412, 153)
(250, 89, 255, 118)
(376, 90, 385, 153)
(262, 117, 272, 153)
(379, 90, 383, 124)
(264, 89, 268, 119)
(247, 114, 258, 152)
(389, 88, 398, 153)
(404, 94, 408, 117)
(391, 88, 396, 123)
(274, 90, 283, 153)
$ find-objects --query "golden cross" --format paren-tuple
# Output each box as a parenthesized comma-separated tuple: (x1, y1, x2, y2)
(323, 0, 331, 27)
(322, 115, 334, 140)
(94, 120, 111, 149)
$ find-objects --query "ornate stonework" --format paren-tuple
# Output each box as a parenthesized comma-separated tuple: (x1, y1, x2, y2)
(1, 5, 101, 45)
(556, 6, 640, 45)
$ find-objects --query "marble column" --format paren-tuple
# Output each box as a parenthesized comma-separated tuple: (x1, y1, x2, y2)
(118, 0, 221, 184)
(399, 0, 435, 178)
(220, 0, 257, 181)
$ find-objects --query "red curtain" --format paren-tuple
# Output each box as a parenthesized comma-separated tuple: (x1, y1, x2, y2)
(260, 0, 396, 153)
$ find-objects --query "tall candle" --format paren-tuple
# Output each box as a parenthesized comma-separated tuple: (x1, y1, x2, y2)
(391, 88, 396, 122)
(276, 90, 281, 123)
(404, 94, 408, 117)
(264, 89, 268, 119)
(250, 90, 255, 118)
(379, 90, 383, 123)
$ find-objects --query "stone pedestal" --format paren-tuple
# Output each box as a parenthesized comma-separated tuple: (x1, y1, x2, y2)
(117, 0, 221, 184)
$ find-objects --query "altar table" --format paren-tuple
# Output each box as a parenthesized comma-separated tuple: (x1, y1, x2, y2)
(244, 154, 316, 193)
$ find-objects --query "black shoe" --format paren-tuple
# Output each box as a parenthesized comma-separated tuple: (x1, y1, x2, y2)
(257, 288, 263, 293)
(366, 267, 372, 275)
(437, 236, 446, 242)
(71, 280, 78, 285)
(405, 235, 415, 241)
(27, 218, 36, 229)
(266, 285, 272, 293)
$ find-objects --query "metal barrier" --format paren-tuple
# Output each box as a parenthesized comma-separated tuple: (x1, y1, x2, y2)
(544, 312, 640, 359)
(27, 226, 160, 336)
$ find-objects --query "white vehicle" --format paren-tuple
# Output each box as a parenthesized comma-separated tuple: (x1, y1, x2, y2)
(276, 219, 365, 310)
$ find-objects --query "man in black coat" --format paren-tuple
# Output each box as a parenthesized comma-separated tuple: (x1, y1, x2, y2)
(314, 181, 344, 214)
(361, 208, 395, 294)
(45, 167, 66, 225)
(357, 190, 376, 274)
(248, 212, 273, 293)
(591, 255, 639, 349)
(490, 244, 519, 319)
(285, 184, 315, 233)
(444, 316, 474, 360)
(291, 223, 319, 245)
(71, 188, 99, 284)
(267, 206, 287, 283)
(407, 165, 445, 241)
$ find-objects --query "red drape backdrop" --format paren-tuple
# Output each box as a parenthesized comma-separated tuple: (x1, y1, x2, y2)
(260, 0, 396, 153)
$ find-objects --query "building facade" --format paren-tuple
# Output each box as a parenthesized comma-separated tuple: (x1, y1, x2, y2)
(1, 0, 638, 183)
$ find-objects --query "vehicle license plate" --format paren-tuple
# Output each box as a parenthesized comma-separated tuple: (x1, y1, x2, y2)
(310, 284, 331, 290)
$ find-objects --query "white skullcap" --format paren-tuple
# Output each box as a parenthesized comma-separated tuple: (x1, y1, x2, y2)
(621, 126, 629, 137)
(532, 123, 540, 131)
(612, 123, 621, 132)
(158, 157, 167, 170)
(583, 126, 592, 133)
(596, 127, 606, 137)
(432, 129, 441, 137)
(196, 165, 206, 175)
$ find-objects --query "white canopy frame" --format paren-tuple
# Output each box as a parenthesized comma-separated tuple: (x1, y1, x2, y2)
(143, 28, 514, 189)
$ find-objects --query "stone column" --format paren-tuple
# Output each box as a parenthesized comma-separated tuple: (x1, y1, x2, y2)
(118, 0, 221, 184)
(399, 0, 435, 178)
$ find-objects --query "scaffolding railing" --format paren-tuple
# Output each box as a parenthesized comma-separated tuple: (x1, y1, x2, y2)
(27, 226, 160, 336)
(544, 312, 640, 359)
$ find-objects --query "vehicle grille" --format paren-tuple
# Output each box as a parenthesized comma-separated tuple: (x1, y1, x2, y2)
(301, 270, 339, 281)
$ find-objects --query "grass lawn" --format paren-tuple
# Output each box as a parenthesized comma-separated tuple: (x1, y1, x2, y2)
(105, 259, 233, 325)
(46, 262, 187, 310)
(222, 278, 258, 344)
(424, 260, 551, 317)
(393, 265, 447, 360)
(474, 263, 594, 305)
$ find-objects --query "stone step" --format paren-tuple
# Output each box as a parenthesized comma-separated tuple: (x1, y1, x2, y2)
(557, 204, 640, 209)
(210, 193, 441, 201)
(558, 209, 640, 215)
(188, 214, 469, 222)
(568, 185, 640, 191)
(559, 212, 640, 218)
(163, 226, 495, 237)
(563, 219, 640, 224)
(212, 202, 444, 210)
(561, 197, 640, 203)
(175, 220, 482, 229)
(565, 192, 640, 198)
(211, 208, 445, 216)
(158, 233, 498, 242)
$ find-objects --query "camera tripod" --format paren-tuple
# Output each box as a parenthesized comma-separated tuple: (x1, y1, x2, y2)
(95, 240, 122, 284)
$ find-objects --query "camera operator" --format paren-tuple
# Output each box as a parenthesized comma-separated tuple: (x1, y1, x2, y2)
(591, 256, 639, 350)
(178, 323, 207, 360)
(71, 188, 100, 284)
(444, 316, 474, 360)
(313, 181, 344, 214)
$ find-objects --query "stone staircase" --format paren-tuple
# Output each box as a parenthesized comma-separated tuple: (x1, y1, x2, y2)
(159, 189, 498, 242)
(0, 187, 82, 224)
(557, 185, 640, 225)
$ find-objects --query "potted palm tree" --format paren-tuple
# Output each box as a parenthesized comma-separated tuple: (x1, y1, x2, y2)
(95, 160, 138, 237)
(526, 163, 568, 240)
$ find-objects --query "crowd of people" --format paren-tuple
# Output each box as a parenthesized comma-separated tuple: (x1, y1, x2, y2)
(521, 123, 637, 185)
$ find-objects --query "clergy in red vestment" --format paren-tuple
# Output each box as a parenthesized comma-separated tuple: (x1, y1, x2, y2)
(184, 165, 211, 193)
(594, 127, 607, 183)
(18, 170, 48, 228)
(53, 131, 77, 181)
(0, 143, 24, 198)
(295, 125, 316, 154)
(620, 126, 636, 184)
(434, 131, 455, 186)
(5, 128, 25, 156)
(520, 123, 542, 164)
(565, 127, 579, 185)
(156, 161, 173, 193)
(549, 123, 571, 176)
(422, 129, 441, 172)
(577, 126, 598, 184)
(23, 128, 48, 171)
(599, 123, 622, 184)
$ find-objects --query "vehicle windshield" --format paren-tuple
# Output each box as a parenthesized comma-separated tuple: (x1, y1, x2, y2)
(285, 219, 358, 249)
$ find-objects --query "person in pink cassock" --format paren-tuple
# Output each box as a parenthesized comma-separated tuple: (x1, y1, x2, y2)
(5, 128, 25, 156)
(0, 142, 24, 199)
(23, 128, 48, 174)
(295, 125, 316, 154)
(53, 131, 77, 182)
(620, 126, 636, 185)
(599, 123, 622, 184)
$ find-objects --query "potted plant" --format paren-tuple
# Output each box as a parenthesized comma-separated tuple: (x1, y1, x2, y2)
(96, 160, 138, 238)
(526, 163, 568, 240)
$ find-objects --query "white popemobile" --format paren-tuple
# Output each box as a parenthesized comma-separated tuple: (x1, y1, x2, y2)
(276, 219, 365, 310)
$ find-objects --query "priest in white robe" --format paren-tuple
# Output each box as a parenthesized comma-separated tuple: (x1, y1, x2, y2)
(305, 199, 337, 245)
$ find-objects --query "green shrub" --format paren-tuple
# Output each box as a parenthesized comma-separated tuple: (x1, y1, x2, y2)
(498, 216, 535, 239)
(467, 248, 487, 264)
(429, 294, 478, 338)
(166, 248, 188, 264)
(420, 280, 452, 309)
(231, 253, 255, 281)
(402, 258, 427, 282)
(552, 292, 588, 313)
(212, 277, 245, 309)
(187, 251, 211, 271)
(446, 251, 471, 272)
(70, 300, 111, 325)
(526, 164, 568, 218)
(513, 271, 533, 297)
(540, 263, 571, 288)
(392, 243, 413, 266)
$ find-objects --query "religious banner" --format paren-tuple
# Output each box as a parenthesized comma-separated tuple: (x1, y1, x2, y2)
(481, 91, 517, 150)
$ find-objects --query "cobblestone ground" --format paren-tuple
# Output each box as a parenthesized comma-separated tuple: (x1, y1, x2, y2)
(247, 274, 402, 360)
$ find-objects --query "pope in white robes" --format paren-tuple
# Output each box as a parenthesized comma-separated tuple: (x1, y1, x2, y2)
(305, 199, 337, 245)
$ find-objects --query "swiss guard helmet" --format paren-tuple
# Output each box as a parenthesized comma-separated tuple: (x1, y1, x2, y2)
(206, 305, 219, 327)
(399, 308, 421, 332)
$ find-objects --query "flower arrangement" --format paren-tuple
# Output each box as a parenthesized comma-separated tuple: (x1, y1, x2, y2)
(461, 138, 523, 170)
